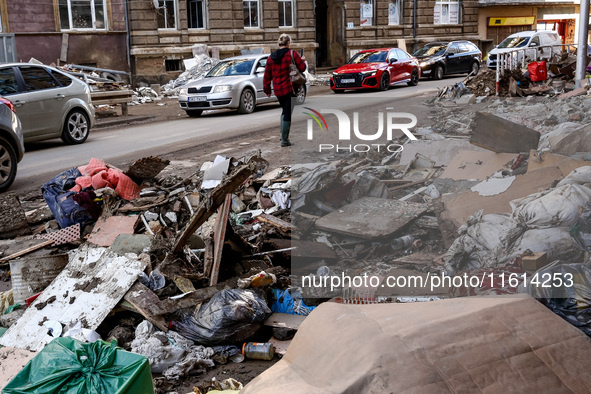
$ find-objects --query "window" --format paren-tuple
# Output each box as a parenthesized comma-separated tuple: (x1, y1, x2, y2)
(50, 69, 73, 87)
(243, 0, 260, 28)
(0, 68, 19, 96)
(188, 0, 206, 29)
(20, 67, 59, 91)
(395, 49, 408, 59)
(530, 36, 540, 46)
(165, 59, 182, 71)
(157, 0, 177, 29)
(279, 0, 294, 27)
(360, 0, 374, 26)
(388, 0, 402, 26)
(59, 0, 106, 30)
(434, 0, 459, 25)
(447, 44, 460, 55)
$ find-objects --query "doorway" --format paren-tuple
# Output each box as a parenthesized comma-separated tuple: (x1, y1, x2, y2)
(315, 0, 346, 67)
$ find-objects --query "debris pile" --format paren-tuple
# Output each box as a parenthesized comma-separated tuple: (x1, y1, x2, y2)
(161, 54, 220, 96)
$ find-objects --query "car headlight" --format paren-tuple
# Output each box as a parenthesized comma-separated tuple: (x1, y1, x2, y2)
(361, 70, 377, 77)
(419, 61, 433, 67)
(332, 72, 339, 77)
(213, 85, 233, 93)
(179, 88, 188, 95)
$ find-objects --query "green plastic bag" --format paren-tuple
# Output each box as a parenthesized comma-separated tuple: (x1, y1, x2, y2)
(3, 337, 154, 394)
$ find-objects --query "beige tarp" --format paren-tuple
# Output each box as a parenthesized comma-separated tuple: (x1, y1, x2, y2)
(242, 295, 591, 393)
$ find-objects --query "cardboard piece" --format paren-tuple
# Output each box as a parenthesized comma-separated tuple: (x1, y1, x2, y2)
(440, 167, 562, 229)
(471, 112, 540, 153)
(264, 313, 306, 330)
(440, 150, 518, 181)
(399, 140, 485, 167)
(527, 150, 588, 177)
(315, 197, 427, 239)
(522, 252, 549, 272)
(0, 245, 148, 351)
(242, 295, 591, 393)
(87, 216, 139, 247)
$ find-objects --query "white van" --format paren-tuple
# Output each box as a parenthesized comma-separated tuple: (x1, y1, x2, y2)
(486, 31, 562, 69)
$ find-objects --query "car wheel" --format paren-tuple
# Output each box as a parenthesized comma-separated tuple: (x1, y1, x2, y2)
(237, 89, 255, 114)
(61, 109, 90, 145)
(470, 62, 480, 76)
(186, 110, 203, 118)
(0, 136, 17, 192)
(433, 65, 444, 80)
(295, 85, 306, 105)
(407, 68, 419, 86)
(379, 72, 389, 91)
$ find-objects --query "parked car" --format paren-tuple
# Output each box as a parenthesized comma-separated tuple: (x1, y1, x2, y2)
(330, 48, 420, 92)
(486, 31, 562, 69)
(178, 54, 307, 117)
(0, 63, 95, 145)
(0, 97, 24, 192)
(413, 41, 482, 79)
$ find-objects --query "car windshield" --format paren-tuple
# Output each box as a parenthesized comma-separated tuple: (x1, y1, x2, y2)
(206, 59, 255, 77)
(498, 36, 529, 49)
(414, 45, 447, 57)
(348, 51, 388, 64)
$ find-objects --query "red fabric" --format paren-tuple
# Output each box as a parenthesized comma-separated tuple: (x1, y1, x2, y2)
(73, 158, 141, 201)
(79, 158, 107, 176)
(114, 171, 141, 201)
(92, 170, 112, 189)
(263, 50, 306, 98)
(76, 175, 93, 189)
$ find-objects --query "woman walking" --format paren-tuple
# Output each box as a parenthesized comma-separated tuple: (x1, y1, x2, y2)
(263, 33, 306, 147)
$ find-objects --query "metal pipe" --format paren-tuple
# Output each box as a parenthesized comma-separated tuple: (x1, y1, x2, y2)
(413, 0, 417, 39)
(496, 55, 501, 95)
(576, 0, 590, 88)
(124, 0, 131, 73)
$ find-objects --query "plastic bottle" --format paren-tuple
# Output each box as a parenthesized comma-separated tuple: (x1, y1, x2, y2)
(242, 342, 275, 360)
(391, 235, 414, 251)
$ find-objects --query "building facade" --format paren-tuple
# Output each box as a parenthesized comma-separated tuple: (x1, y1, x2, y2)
(128, 0, 481, 84)
(477, 0, 580, 54)
(1, 0, 128, 72)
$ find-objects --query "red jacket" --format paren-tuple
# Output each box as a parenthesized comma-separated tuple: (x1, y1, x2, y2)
(263, 48, 306, 98)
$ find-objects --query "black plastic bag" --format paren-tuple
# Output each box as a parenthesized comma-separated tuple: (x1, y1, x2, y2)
(170, 289, 271, 346)
(42, 168, 93, 228)
(522, 261, 591, 336)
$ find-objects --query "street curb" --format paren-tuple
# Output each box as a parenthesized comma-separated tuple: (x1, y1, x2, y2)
(93, 115, 156, 130)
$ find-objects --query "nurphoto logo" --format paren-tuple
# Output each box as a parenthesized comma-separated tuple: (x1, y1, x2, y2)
(303, 107, 418, 153)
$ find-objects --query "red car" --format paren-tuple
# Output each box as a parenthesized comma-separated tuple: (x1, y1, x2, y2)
(330, 48, 420, 92)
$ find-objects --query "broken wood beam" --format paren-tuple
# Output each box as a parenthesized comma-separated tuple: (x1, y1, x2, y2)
(173, 158, 258, 254)
(0, 240, 54, 265)
(258, 213, 294, 233)
(209, 194, 232, 286)
(470, 112, 540, 154)
(123, 282, 168, 332)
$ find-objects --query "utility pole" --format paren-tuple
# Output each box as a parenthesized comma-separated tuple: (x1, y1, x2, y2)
(575, 0, 590, 88)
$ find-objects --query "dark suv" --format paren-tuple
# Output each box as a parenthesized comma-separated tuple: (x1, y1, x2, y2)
(413, 41, 482, 79)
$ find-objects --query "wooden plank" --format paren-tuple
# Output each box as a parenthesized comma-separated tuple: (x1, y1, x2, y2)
(210, 194, 232, 286)
(258, 214, 294, 233)
(92, 98, 132, 106)
(173, 159, 258, 253)
(0, 245, 148, 351)
(123, 282, 168, 332)
(264, 313, 306, 330)
(0, 240, 54, 265)
(471, 112, 540, 154)
(315, 197, 427, 239)
(267, 239, 337, 259)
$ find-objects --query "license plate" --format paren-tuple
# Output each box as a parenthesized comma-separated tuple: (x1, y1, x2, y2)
(189, 96, 206, 102)
(341, 79, 355, 83)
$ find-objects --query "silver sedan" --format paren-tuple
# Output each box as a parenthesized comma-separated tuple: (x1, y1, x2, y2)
(0, 63, 95, 145)
(178, 54, 307, 117)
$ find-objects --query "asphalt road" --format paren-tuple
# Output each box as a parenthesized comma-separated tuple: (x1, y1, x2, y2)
(10, 76, 464, 194)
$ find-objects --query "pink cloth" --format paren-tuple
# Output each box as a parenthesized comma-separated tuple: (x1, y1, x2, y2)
(72, 158, 140, 201)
